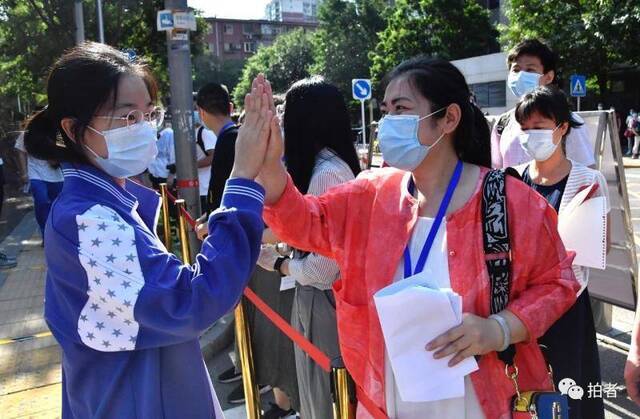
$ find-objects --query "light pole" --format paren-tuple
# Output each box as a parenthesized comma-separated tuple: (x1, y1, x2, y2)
(96, 0, 105, 43)
(74, 0, 85, 45)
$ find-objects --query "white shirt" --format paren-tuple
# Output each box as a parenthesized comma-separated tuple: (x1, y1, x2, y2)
(383, 217, 485, 419)
(15, 132, 63, 183)
(195, 127, 217, 196)
(148, 128, 175, 179)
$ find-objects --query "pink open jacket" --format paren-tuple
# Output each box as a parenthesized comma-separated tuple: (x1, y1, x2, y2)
(264, 166, 579, 419)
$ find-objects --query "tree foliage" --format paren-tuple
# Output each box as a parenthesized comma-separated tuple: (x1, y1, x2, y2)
(310, 0, 388, 100)
(370, 0, 499, 91)
(499, 0, 640, 100)
(232, 28, 315, 106)
(0, 0, 206, 132)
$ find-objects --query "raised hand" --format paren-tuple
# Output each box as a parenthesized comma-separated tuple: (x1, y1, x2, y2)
(230, 74, 273, 180)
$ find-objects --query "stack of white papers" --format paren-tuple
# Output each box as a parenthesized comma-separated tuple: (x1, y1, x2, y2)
(558, 183, 607, 270)
(373, 275, 478, 403)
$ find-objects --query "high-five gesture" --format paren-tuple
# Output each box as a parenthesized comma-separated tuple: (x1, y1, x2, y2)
(230, 74, 273, 180)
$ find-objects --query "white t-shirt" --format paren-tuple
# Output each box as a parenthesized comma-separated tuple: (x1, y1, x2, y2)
(382, 217, 485, 419)
(195, 127, 217, 196)
(15, 132, 64, 183)
(148, 128, 175, 179)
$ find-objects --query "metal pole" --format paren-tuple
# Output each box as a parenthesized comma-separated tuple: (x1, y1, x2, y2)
(175, 199, 191, 265)
(159, 183, 172, 251)
(331, 359, 356, 419)
(74, 0, 85, 45)
(360, 100, 367, 146)
(577, 96, 581, 112)
(96, 0, 105, 43)
(235, 300, 261, 419)
(165, 0, 200, 259)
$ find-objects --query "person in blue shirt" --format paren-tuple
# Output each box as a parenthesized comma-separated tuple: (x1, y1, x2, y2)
(23, 42, 272, 418)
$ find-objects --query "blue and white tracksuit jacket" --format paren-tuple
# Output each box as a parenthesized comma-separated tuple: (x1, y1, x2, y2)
(45, 163, 264, 418)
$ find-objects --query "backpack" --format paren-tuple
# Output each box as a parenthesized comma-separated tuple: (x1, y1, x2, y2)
(196, 126, 209, 156)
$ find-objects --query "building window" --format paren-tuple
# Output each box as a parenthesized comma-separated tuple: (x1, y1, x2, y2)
(243, 23, 253, 34)
(224, 43, 232, 52)
(223, 24, 234, 35)
(244, 42, 256, 53)
(469, 81, 506, 108)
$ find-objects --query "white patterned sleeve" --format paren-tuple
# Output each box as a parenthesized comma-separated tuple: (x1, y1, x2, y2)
(286, 165, 351, 289)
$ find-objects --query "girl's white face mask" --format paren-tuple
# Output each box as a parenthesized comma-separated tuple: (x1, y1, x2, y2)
(517, 125, 561, 161)
(86, 121, 158, 178)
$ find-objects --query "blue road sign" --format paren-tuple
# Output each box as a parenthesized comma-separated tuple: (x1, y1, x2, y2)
(123, 49, 137, 61)
(570, 74, 587, 97)
(352, 79, 372, 101)
(157, 10, 174, 31)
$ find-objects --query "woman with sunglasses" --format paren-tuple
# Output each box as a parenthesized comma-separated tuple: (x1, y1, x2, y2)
(24, 42, 269, 418)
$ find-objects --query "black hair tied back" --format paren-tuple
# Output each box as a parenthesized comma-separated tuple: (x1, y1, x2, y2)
(24, 107, 65, 162)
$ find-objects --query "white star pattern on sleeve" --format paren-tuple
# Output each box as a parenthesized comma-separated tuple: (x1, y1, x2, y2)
(76, 204, 144, 352)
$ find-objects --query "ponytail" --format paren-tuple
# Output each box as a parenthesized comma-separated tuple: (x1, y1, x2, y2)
(24, 108, 88, 164)
(454, 102, 491, 168)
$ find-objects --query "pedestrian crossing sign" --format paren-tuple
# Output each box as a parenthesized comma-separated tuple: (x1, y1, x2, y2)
(570, 75, 587, 97)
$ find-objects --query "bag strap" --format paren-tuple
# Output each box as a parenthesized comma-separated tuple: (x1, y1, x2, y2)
(495, 111, 512, 137)
(196, 126, 207, 155)
(481, 168, 520, 366)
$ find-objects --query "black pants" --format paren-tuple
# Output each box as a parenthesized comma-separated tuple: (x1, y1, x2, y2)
(539, 289, 604, 419)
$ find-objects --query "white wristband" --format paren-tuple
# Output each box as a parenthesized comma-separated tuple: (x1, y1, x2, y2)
(489, 314, 511, 352)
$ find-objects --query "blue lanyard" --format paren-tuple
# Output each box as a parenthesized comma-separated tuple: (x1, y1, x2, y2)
(403, 160, 463, 278)
(218, 121, 235, 138)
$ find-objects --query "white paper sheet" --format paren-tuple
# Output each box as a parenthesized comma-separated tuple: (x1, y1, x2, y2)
(373, 274, 478, 402)
(279, 275, 296, 291)
(558, 196, 607, 270)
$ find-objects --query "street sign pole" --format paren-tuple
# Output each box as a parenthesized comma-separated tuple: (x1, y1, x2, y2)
(96, 0, 105, 43)
(577, 96, 581, 112)
(360, 100, 366, 146)
(163, 0, 200, 256)
(74, 0, 85, 45)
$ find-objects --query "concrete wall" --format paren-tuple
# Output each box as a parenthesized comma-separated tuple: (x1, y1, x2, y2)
(452, 52, 518, 115)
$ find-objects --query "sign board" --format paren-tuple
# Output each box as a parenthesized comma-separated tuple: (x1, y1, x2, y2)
(570, 74, 587, 97)
(123, 48, 136, 61)
(352, 79, 372, 101)
(157, 10, 174, 31)
(173, 12, 197, 31)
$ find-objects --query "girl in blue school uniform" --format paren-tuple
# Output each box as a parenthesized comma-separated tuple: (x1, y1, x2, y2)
(23, 42, 271, 418)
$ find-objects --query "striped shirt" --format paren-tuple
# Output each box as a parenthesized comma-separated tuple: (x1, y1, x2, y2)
(287, 148, 356, 290)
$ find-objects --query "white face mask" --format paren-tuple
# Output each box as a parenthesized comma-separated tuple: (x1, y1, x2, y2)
(518, 125, 561, 161)
(507, 70, 542, 98)
(87, 121, 158, 178)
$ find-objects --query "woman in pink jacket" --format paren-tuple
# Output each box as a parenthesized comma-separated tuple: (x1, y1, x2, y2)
(245, 57, 579, 418)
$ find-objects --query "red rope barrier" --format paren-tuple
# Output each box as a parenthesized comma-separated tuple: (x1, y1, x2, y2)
(164, 188, 197, 229)
(243, 287, 332, 373)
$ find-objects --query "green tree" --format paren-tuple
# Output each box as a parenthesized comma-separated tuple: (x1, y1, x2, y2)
(370, 0, 499, 90)
(0, 0, 207, 132)
(310, 0, 388, 99)
(499, 0, 640, 101)
(232, 28, 315, 107)
(193, 55, 244, 93)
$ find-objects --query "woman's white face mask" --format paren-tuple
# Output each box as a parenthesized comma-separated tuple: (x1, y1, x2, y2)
(86, 121, 158, 178)
(517, 124, 561, 161)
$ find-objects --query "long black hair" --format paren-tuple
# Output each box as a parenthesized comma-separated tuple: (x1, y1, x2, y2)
(24, 42, 158, 163)
(283, 76, 361, 193)
(383, 57, 491, 168)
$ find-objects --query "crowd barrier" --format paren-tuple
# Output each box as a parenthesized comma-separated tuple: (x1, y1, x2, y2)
(158, 183, 388, 419)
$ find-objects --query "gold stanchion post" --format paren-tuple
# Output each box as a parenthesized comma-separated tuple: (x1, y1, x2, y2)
(235, 300, 261, 419)
(175, 199, 191, 265)
(331, 359, 356, 419)
(159, 183, 172, 251)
